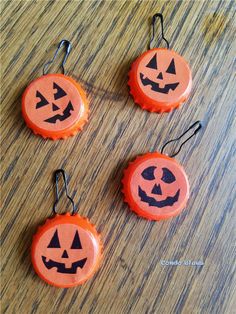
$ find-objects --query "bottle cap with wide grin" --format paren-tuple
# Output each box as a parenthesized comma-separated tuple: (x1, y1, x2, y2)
(122, 152, 189, 220)
(128, 48, 192, 113)
(31, 213, 103, 287)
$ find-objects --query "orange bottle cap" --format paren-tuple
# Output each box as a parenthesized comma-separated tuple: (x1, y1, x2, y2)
(31, 213, 102, 287)
(128, 48, 192, 113)
(22, 74, 89, 140)
(122, 152, 189, 220)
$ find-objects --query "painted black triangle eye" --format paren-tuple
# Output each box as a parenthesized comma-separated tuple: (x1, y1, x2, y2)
(166, 58, 176, 74)
(161, 168, 176, 183)
(71, 230, 82, 249)
(53, 82, 67, 100)
(36, 91, 49, 109)
(146, 54, 158, 69)
(141, 166, 157, 180)
(47, 230, 61, 248)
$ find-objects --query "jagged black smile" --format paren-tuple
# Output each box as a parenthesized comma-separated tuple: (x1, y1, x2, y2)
(138, 186, 180, 208)
(140, 73, 179, 94)
(42, 256, 87, 274)
(44, 101, 74, 124)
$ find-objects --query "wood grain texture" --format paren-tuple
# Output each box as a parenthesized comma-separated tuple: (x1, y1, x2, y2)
(1, 0, 236, 313)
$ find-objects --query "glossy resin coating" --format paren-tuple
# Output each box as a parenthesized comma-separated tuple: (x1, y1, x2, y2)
(22, 74, 89, 139)
(122, 152, 189, 220)
(31, 213, 102, 287)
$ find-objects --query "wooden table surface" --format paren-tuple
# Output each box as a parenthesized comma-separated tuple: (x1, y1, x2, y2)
(1, 1, 236, 313)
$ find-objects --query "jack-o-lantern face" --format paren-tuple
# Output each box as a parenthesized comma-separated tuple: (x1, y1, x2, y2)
(35, 82, 74, 124)
(31, 214, 102, 287)
(140, 56, 179, 94)
(138, 166, 180, 208)
(128, 48, 192, 112)
(137, 49, 191, 103)
(42, 228, 87, 274)
(122, 153, 189, 220)
(22, 74, 89, 139)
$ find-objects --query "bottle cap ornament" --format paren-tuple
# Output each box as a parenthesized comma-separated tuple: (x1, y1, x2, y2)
(128, 13, 192, 113)
(22, 40, 89, 140)
(31, 169, 102, 288)
(122, 122, 202, 220)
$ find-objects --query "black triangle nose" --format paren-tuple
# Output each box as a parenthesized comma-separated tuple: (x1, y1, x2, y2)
(61, 250, 69, 258)
(157, 72, 163, 80)
(52, 103, 60, 111)
(152, 184, 162, 195)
